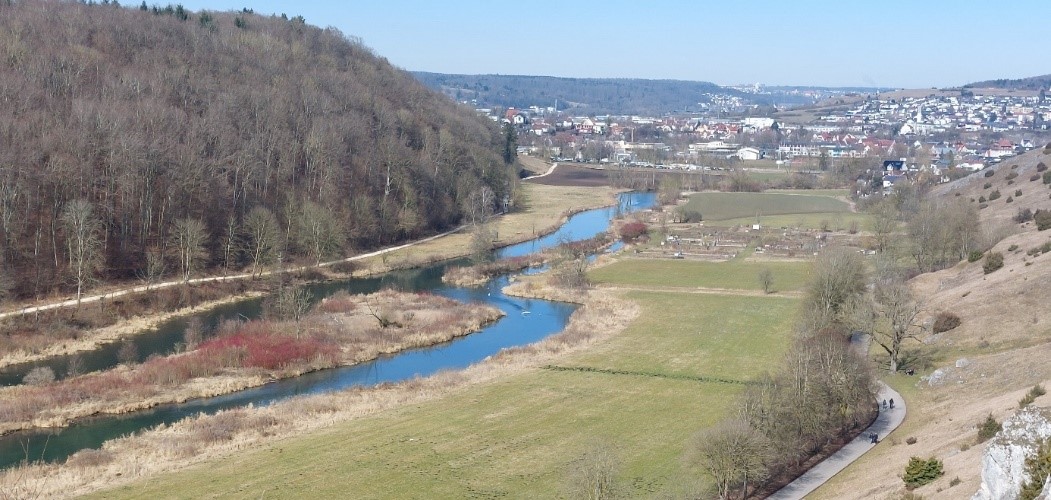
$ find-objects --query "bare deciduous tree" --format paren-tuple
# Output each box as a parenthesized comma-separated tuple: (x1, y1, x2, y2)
(60, 199, 103, 304)
(690, 419, 771, 500)
(758, 268, 774, 294)
(243, 206, 280, 278)
(566, 442, 620, 500)
(296, 200, 344, 266)
(802, 246, 866, 331)
(843, 280, 924, 372)
(170, 217, 208, 283)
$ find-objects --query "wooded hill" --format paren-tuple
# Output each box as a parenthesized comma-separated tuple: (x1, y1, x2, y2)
(0, 1, 517, 300)
(412, 72, 742, 115)
(965, 74, 1051, 91)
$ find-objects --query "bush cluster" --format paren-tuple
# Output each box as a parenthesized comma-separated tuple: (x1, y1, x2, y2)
(618, 221, 649, 242)
(1006, 171, 1019, 181)
(983, 252, 1004, 274)
(1035, 210, 1051, 231)
(1015, 208, 1034, 223)
(1044, 171, 1051, 185)
(904, 456, 944, 489)
(984, 169, 996, 178)
(676, 208, 703, 223)
(1019, 384, 1047, 408)
(988, 190, 1002, 201)
(932, 312, 962, 333)
(977, 414, 1002, 443)
(967, 250, 984, 263)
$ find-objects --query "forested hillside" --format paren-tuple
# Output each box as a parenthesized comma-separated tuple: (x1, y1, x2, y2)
(413, 72, 741, 115)
(0, 2, 516, 300)
(965, 74, 1051, 91)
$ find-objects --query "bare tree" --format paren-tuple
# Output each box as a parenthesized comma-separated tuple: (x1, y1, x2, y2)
(170, 217, 209, 283)
(690, 419, 771, 500)
(843, 280, 923, 372)
(802, 246, 866, 331)
(296, 200, 345, 266)
(758, 268, 774, 294)
(566, 442, 620, 500)
(137, 247, 166, 291)
(462, 185, 496, 225)
(243, 206, 280, 278)
(266, 285, 313, 337)
(60, 199, 103, 304)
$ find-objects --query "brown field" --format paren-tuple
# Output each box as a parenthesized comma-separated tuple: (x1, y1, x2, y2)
(525, 163, 612, 186)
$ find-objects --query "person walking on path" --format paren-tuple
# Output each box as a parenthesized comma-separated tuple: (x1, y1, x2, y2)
(768, 382, 906, 500)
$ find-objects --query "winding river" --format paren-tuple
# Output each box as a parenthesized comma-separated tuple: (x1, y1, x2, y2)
(0, 192, 655, 469)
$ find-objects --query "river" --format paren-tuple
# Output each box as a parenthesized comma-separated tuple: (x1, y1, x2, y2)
(0, 192, 655, 468)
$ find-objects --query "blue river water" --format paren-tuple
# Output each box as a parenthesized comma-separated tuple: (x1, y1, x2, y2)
(0, 192, 655, 468)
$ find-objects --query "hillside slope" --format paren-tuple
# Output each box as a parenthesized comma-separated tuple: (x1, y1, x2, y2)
(965, 74, 1051, 92)
(412, 72, 742, 114)
(0, 2, 515, 299)
(814, 147, 1051, 498)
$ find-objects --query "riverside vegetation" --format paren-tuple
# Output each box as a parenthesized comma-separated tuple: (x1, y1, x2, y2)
(0, 289, 502, 435)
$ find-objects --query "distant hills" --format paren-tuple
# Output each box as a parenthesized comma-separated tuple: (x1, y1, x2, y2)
(0, 2, 514, 298)
(412, 72, 744, 115)
(965, 74, 1051, 91)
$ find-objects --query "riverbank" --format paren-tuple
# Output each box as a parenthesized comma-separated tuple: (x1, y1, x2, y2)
(0, 290, 264, 371)
(0, 291, 503, 436)
(0, 184, 619, 378)
(0, 276, 639, 499)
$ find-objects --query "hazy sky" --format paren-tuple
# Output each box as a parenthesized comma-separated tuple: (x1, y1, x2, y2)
(176, 0, 1051, 88)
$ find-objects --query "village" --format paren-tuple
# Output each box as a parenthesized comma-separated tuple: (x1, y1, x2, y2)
(484, 86, 1051, 190)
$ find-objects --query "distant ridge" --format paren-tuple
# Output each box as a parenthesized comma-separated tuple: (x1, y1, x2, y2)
(411, 72, 744, 115)
(964, 74, 1051, 91)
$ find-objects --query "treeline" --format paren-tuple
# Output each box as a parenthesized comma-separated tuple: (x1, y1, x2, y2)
(692, 248, 877, 499)
(0, 1, 517, 300)
(412, 72, 745, 115)
(964, 74, 1051, 91)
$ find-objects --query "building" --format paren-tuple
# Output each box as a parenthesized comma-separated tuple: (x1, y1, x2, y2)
(737, 147, 762, 161)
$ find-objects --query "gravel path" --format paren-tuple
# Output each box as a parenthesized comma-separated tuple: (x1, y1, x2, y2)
(767, 381, 906, 499)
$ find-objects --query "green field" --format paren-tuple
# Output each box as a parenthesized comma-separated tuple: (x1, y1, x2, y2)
(589, 258, 810, 292)
(713, 211, 872, 231)
(682, 192, 850, 221)
(93, 282, 798, 498)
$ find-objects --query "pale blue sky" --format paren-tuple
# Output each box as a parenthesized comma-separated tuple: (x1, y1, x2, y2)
(175, 1, 1051, 88)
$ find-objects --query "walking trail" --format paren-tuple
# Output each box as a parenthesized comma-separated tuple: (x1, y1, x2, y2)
(767, 381, 906, 499)
(523, 161, 559, 180)
(0, 226, 464, 320)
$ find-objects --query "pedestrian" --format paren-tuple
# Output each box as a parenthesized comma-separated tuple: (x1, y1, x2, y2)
(882, 399, 888, 410)
(889, 398, 895, 409)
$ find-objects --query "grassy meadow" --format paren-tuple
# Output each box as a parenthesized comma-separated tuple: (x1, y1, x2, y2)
(682, 191, 850, 221)
(590, 258, 810, 292)
(91, 270, 799, 498)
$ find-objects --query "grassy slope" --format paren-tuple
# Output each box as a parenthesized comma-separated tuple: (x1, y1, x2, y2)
(811, 149, 1051, 499)
(91, 285, 797, 499)
(683, 192, 850, 221)
(589, 258, 810, 292)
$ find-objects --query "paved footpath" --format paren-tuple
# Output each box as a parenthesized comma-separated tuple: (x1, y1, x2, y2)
(767, 382, 906, 500)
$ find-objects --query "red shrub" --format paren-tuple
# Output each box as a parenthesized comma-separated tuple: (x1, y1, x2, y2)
(198, 330, 338, 370)
(619, 221, 649, 242)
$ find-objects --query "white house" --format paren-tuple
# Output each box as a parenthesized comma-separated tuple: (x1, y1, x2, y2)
(737, 147, 762, 161)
